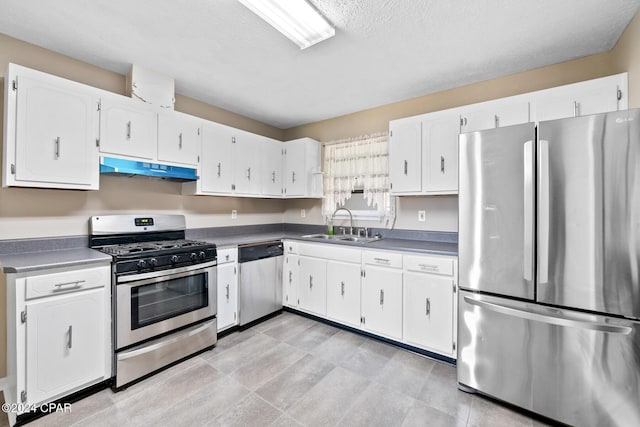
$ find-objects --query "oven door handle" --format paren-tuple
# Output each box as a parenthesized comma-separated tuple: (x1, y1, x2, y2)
(117, 320, 215, 360)
(118, 261, 217, 284)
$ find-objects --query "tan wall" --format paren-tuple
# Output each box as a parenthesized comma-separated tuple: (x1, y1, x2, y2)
(0, 33, 287, 240)
(612, 10, 640, 108)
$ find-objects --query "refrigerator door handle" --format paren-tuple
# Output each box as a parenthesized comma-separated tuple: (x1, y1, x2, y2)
(538, 139, 550, 284)
(523, 140, 534, 283)
(463, 296, 633, 335)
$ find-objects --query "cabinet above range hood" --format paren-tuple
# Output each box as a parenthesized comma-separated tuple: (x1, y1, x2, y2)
(99, 156, 198, 182)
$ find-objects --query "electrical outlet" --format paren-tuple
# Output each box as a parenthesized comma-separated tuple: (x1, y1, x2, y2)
(301, 209, 306, 218)
(418, 210, 426, 222)
(231, 210, 237, 219)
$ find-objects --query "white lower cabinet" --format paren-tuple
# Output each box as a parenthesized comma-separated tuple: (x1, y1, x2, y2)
(26, 289, 106, 405)
(298, 256, 327, 316)
(361, 265, 403, 341)
(5, 263, 111, 425)
(326, 260, 361, 328)
(283, 254, 299, 308)
(217, 248, 238, 331)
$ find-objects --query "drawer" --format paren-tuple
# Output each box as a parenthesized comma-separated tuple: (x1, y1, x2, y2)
(25, 265, 110, 300)
(363, 250, 403, 269)
(284, 241, 298, 254)
(404, 254, 454, 276)
(218, 248, 238, 264)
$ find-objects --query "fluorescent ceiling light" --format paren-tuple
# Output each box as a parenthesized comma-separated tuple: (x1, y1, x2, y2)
(238, 0, 335, 49)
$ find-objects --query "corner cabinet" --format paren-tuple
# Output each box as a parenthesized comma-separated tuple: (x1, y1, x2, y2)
(283, 138, 322, 198)
(4, 263, 111, 426)
(3, 64, 100, 190)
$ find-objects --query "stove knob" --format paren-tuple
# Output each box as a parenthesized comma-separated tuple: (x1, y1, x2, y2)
(136, 259, 147, 270)
(198, 251, 206, 260)
(170, 255, 180, 264)
(149, 258, 158, 268)
(190, 252, 198, 262)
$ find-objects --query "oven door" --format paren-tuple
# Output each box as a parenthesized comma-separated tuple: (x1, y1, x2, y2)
(116, 263, 216, 350)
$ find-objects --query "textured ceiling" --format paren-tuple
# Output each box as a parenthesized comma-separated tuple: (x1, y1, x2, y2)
(0, 0, 638, 129)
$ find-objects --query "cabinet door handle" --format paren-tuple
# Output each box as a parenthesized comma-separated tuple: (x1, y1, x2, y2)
(573, 101, 580, 117)
(226, 284, 229, 300)
(272, 171, 276, 183)
(179, 132, 183, 149)
(440, 156, 445, 173)
(379, 289, 384, 305)
(126, 121, 132, 140)
(426, 297, 431, 316)
(289, 271, 292, 283)
(309, 275, 313, 289)
(67, 325, 73, 349)
(217, 162, 222, 178)
(247, 167, 251, 180)
(404, 160, 408, 175)
(54, 136, 60, 159)
(341, 281, 345, 296)
(292, 171, 296, 183)
(494, 114, 500, 128)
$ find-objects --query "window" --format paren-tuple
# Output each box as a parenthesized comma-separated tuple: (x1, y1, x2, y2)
(322, 133, 395, 226)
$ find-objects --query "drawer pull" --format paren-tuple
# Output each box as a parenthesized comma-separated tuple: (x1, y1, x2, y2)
(53, 280, 86, 291)
(419, 263, 439, 271)
(374, 258, 390, 264)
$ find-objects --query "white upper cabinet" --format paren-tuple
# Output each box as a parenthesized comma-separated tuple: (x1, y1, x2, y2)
(198, 122, 235, 194)
(389, 121, 422, 194)
(99, 95, 157, 160)
(261, 138, 283, 196)
(423, 113, 460, 194)
(283, 137, 322, 198)
(530, 73, 627, 122)
(460, 100, 530, 133)
(233, 130, 262, 195)
(3, 64, 99, 190)
(157, 111, 202, 166)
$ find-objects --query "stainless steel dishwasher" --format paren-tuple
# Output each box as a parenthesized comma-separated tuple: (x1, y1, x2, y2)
(238, 241, 283, 326)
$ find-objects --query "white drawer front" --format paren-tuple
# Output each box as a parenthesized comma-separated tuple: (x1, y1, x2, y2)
(25, 265, 110, 300)
(284, 241, 298, 254)
(218, 248, 238, 264)
(363, 251, 403, 269)
(298, 242, 361, 263)
(404, 255, 453, 276)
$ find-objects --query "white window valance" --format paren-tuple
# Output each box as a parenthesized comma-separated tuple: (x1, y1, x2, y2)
(322, 132, 395, 226)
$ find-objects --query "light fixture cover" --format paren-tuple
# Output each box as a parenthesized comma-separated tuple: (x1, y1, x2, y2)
(238, 0, 335, 49)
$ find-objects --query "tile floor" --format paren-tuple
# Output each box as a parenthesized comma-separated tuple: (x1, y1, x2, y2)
(4, 312, 550, 427)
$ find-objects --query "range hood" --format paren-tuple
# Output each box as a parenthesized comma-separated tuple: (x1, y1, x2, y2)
(99, 157, 198, 181)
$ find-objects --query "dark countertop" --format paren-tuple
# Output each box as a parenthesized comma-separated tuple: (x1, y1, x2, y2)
(0, 248, 112, 274)
(207, 233, 458, 256)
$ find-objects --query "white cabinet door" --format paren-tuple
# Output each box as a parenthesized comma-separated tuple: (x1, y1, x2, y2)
(361, 266, 403, 340)
(233, 131, 262, 195)
(298, 256, 327, 316)
(25, 289, 105, 405)
(157, 112, 201, 165)
(200, 123, 235, 193)
(99, 97, 156, 160)
(459, 101, 529, 133)
(389, 120, 422, 193)
(262, 138, 283, 196)
(283, 254, 299, 308)
(403, 272, 454, 356)
(12, 74, 99, 189)
(423, 115, 459, 193)
(217, 262, 238, 331)
(326, 261, 361, 328)
(283, 140, 306, 196)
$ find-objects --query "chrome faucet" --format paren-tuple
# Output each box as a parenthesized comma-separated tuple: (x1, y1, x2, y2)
(331, 207, 354, 235)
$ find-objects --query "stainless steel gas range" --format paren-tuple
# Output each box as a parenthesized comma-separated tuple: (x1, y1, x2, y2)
(89, 214, 217, 389)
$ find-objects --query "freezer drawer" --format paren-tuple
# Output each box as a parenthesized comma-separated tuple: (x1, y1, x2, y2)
(458, 291, 640, 427)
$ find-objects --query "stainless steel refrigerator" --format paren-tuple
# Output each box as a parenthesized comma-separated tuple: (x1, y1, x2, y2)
(457, 109, 640, 427)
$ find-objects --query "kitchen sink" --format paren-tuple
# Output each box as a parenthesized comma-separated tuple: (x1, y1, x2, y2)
(301, 234, 382, 243)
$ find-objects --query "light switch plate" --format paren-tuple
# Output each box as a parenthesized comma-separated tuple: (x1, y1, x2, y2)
(418, 210, 426, 222)
(231, 210, 237, 219)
